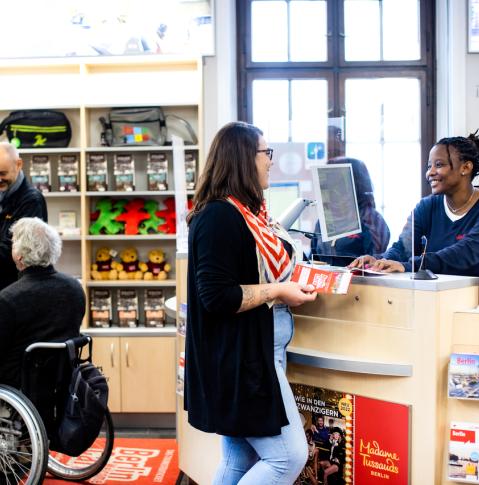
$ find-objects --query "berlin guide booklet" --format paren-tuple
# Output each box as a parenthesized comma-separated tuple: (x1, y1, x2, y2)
(448, 353, 479, 400)
(291, 262, 385, 295)
(448, 422, 479, 482)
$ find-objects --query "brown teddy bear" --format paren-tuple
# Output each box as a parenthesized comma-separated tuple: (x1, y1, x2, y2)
(91, 247, 118, 280)
(143, 249, 171, 280)
(117, 247, 146, 280)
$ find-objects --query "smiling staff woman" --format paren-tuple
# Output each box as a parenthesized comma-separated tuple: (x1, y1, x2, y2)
(349, 132, 479, 276)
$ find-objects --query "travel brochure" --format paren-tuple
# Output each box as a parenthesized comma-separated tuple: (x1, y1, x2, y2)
(291, 262, 386, 295)
(448, 422, 479, 482)
(449, 353, 479, 400)
(291, 383, 410, 485)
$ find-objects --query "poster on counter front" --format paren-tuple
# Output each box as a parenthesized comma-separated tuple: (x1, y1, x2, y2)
(291, 383, 410, 485)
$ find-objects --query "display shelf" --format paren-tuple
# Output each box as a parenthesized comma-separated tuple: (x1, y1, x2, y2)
(86, 191, 178, 197)
(0, 58, 202, 412)
(85, 145, 199, 153)
(85, 235, 177, 241)
(43, 192, 81, 198)
(85, 326, 177, 337)
(18, 147, 81, 155)
(87, 279, 176, 288)
(60, 235, 82, 241)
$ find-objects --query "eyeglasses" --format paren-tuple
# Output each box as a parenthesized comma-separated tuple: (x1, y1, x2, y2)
(257, 148, 274, 160)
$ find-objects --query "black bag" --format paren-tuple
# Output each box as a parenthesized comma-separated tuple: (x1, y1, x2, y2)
(0, 110, 72, 148)
(52, 339, 109, 457)
(99, 107, 198, 147)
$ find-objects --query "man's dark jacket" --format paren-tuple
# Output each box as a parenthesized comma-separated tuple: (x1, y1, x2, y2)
(0, 266, 85, 388)
(0, 177, 47, 290)
(185, 201, 288, 437)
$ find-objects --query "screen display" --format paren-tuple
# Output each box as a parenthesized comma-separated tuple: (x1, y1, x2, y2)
(265, 181, 300, 225)
(312, 164, 361, 241)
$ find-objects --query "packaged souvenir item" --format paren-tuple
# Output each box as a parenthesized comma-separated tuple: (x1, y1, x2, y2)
(30, 155, 51, 193)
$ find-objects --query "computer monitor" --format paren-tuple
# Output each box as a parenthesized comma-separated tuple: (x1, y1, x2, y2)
(265, 181, 300, 224)
(311, 163, 362, 242)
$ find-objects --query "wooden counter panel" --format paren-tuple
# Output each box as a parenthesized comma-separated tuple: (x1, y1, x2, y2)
(294, 284, 415, 328)
(290, 315, 413, 363)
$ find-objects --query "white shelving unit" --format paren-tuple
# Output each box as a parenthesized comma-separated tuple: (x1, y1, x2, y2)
(0, 56, 203, 413)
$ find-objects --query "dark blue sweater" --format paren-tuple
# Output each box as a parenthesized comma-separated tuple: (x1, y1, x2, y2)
(383, 195, 479, 276)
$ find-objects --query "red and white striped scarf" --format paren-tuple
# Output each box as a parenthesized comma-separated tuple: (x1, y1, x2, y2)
(227, 196, 295, 283)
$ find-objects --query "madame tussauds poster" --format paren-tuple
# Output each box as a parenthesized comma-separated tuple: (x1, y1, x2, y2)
(291, 383, 410, 485)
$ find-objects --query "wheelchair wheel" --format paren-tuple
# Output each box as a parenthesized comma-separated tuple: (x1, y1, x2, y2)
(47, 407, 114, 481)
(0, 385, 49, 485)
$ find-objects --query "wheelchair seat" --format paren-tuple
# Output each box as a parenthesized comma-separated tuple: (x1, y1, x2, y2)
(0, 333, 114, 484)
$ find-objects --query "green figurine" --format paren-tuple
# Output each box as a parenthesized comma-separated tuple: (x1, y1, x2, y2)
(138, 199, 166, 235)
(89, 198, 126, 235)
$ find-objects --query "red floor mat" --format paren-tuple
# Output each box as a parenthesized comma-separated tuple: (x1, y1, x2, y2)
(44, 438, 179, 484)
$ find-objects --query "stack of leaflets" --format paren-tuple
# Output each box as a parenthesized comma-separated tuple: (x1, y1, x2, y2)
(147, 153, 168, 190)
(144, 289, 166, 327)
(90, 289, 112, 328)
(448, 353, 479, 399)
(58, 154, 79, 192)
(114, 154, 135, 191)
(117, 289, 138, 327)
(448, 422, 479, 482)
(87, 154, 108, 191)
(30, 155, 51, 193)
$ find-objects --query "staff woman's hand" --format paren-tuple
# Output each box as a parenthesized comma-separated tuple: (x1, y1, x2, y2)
(276, 281, 317, 307)
(348, 254, 377, 269)
(370, 259, 405, 273)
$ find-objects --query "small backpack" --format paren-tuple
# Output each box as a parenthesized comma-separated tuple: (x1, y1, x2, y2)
(51, 339, 109, 456)
(0, 109, 72, 148)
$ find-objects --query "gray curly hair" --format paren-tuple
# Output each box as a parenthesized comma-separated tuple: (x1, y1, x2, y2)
(11, 217, 62, 267)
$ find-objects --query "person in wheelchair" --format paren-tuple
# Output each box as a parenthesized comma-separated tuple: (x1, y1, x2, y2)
(0, 217, 85, 389)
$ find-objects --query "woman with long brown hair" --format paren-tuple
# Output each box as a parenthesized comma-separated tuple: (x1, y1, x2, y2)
(185, 121, 317, 484)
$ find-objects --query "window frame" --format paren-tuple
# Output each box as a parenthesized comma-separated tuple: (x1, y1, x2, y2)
(236, 0, 436, 197)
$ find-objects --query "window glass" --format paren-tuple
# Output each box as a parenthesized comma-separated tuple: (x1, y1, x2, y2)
(344, 0, 420, 61)
(252, 80, 290, 141)
(344, 0, 380, 61)
(290, 1, 328, 62)
(252, 79, 328, 142)
(291, 80, 328, 141)
(383, 0, 420, 60)
(345, 77, 421, 242)
(252, 1, 288, 62)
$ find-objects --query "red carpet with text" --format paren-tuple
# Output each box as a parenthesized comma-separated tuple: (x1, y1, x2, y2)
(44, 438, 178, 484)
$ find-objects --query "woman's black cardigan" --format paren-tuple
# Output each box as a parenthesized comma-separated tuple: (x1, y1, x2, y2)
(184, 200, 288, 437)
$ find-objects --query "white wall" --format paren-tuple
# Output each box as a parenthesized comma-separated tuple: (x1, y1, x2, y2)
(202, 0, 237, 149)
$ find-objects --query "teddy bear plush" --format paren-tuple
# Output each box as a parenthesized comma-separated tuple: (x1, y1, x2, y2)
(143, 249, 171, 280)
(91, 247, 118, 280)
(117, 247, 146, 280)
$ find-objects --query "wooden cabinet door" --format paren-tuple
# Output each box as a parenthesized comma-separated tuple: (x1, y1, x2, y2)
(91, 336, 122, 412)
(120, 336, 176, 413)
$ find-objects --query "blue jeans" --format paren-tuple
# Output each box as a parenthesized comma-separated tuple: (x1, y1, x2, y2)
(212, 305, 307, 485)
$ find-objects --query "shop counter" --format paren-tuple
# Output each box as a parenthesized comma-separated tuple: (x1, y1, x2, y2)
(176, 266, 479, 484)
(288, 273, 479, 485)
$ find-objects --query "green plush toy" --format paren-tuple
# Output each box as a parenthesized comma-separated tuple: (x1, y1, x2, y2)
(138, 200, 166, 235)
(89, 199, 126, 235)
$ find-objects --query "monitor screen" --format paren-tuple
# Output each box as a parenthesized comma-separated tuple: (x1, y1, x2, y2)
(265, 181, 300, 225)
(311, 164, 362, 242)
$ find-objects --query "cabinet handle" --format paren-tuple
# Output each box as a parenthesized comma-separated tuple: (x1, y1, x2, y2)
(110, 343, 115, 367)
(125, 342, 130, 367)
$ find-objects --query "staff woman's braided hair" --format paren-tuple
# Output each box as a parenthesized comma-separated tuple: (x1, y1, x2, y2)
(435, 130, 479, 180)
